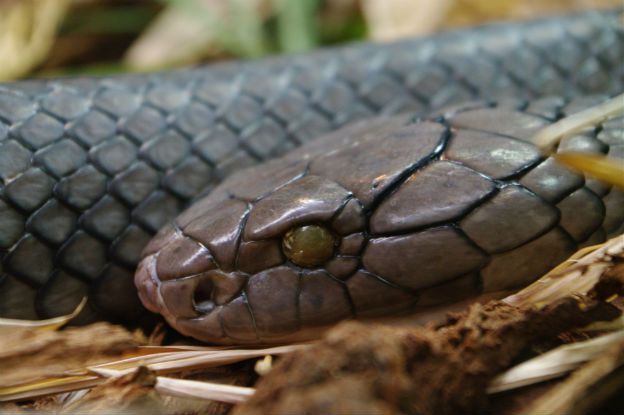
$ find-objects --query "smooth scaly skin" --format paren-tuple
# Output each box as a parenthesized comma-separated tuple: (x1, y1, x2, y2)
(135, 98, 624, 344)
(0, 11, 623, 332)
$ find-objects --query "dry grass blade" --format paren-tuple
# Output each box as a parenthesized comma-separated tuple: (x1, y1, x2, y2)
(0, 375, 101, 402)
(0, 0, 69, 80)
(486, 235, 624, 394)
(488, 330, 624, 393)
(1, 331, 305, 403)
(532, 93, 623, 152)
(83, 351, 209, 375)
(138, 344, 234, 351)
(155, 376, 254, 404)
(554, 152, 624, 190)
(530, 94, 623, 190)
(522, 331, 624, 415)
(0, 297, 86, 331)
(504, 234, 624, 309)
(584, 314, 624, 332)
(88, 344, 309, 378)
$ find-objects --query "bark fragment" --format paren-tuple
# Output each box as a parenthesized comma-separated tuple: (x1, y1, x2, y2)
(0, 322, 145, 388)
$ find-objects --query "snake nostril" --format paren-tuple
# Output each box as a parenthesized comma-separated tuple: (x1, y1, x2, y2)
(193, 277, 215, 314)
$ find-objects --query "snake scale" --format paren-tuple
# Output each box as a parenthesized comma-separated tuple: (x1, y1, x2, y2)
(0, 10, 622, 344)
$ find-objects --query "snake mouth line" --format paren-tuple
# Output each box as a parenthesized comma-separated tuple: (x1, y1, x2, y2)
(136, 252, 247, 316)
(135, 254, 227, 341)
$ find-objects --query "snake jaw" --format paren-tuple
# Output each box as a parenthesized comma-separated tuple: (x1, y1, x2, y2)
(133, 169, 371, 343)
(135, 250, 252, 343)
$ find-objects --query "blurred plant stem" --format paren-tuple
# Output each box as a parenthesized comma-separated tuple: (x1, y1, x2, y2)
(125, 0, 271, 70)
(229, 0, 270, 57)
(0, 0, 69, 80)
(273, 0, 320, 53)
(362, 0, 453, 40)
(362, 0, 624, 40)
(126, 0, 327, 70)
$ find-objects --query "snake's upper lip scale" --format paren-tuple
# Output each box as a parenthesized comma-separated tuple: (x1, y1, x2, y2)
(134, 210, 249, 325)
(135, 254, 163, 316)
(136, 249, 249, 342)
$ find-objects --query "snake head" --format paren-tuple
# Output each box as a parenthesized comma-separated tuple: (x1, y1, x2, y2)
(135, 115, 520, 344)
(135, 155, 381, 344)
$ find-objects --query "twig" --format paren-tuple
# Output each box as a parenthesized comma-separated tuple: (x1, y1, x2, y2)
(155, 376, 254, 404)
(488, 330, 624, 393)
(532, 93, 624, 152)
(0, 298, 86, 331)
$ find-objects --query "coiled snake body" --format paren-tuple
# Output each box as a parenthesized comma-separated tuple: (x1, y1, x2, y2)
(0, 11, 623, 344)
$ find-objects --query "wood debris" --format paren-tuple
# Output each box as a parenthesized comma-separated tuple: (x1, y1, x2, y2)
(59, 367, 162, 414)
(0, 322, 145, 389)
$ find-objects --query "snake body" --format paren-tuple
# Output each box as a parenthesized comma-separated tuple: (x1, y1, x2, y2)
(0, 11, 622, 340)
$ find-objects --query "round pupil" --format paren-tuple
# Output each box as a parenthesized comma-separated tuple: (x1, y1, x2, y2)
(282, 225, 336, 268)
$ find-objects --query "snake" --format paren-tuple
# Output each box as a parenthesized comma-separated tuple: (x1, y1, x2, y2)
(0, 10, 622, 344)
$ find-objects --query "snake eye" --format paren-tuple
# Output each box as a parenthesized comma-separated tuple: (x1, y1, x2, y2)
(282, 225, 336, 268)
